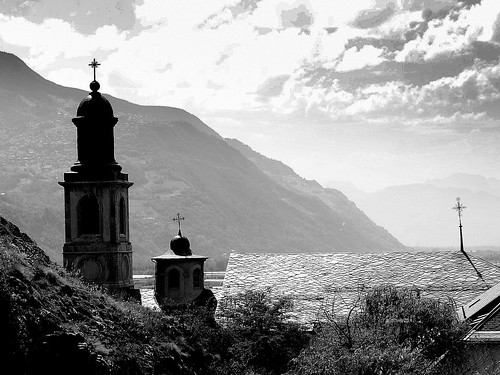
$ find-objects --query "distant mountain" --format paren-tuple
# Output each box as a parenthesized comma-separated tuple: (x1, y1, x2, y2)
(0, 51, 404, 268)
(322, 180, 369, 203)
(327, 174, 500, 247)
(225, 139, 400, 249)
(426, 174, 500, 196)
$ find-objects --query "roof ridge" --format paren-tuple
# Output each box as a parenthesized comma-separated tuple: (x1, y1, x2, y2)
(469, 253, 500, 271)
(229, 251, 464, 256)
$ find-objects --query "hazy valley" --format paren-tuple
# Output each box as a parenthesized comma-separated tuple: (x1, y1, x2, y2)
(326, 173, 500, 249)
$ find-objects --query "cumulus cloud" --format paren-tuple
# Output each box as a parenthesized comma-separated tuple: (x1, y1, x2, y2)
(280, 3, 314, 29)
(0, 0, 136, 34)
(395, 0, 500, 63)
(256, 74, 290, 98)
(0, 15, 126, 70)
(335, 45, 388, 72)
(352, 6, 395, 29)
(199, 0, 264, 30)
(265, 56, 500, 127)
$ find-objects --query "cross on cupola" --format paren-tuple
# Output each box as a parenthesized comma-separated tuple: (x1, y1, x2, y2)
(173, 213, 185, 234)
(89, 58, 100, 81)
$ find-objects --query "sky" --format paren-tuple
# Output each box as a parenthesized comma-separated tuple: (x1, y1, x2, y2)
(0, 0, 500, 192)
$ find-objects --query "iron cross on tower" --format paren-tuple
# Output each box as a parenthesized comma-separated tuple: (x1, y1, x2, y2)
(452, 197, 484, 281)
(453, 197, 466, 253)
(173, 213, 185, 234)
(89, 58, 100, 81)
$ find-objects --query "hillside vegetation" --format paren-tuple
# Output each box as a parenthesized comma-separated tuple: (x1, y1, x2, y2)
(0, 215, 203, 374)
(0, 214, 310, 374)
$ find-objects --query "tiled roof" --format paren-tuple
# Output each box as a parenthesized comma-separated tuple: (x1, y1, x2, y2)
(220, 252, 500, 325)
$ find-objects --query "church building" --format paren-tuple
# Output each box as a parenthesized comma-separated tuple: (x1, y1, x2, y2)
(59, 59, 136, 298)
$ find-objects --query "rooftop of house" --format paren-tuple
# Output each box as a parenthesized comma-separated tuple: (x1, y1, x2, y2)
(459, 280, 500, 321)
(460, 280, 500, 343)
(220, 251, 500, 325)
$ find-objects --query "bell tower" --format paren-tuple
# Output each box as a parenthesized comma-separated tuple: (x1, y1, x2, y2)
(59, 59, 134, 296)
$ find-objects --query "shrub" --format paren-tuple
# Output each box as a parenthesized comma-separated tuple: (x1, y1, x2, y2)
(289, 286, 467, 375)
(217, 290, 310, 375)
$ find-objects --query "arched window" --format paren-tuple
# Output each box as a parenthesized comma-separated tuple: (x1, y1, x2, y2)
(77, 195, 100, 235)
(119, 197, 126, 235)
(168, 269, 180, 290)
(193, 268, 202, 289)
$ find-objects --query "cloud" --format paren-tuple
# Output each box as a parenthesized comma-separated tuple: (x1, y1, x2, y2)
(135, 0, 232, 28)
(130, 0, 500, 121)
(198, 0, 264, 30)
(268, 58, 500, 127)
(3, 0, 500, 130)
(395, 0, 500, 63)
(0, 15, 127, 70)
(335, 45, 389, 72)
(0, 0, 136, 34)
(352, 6, 395, 29)
(256, 74, 290, 98)
(280, 3, 314, 29)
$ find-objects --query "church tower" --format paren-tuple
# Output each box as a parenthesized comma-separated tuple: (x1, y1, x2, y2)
(59, 59, 134, 296)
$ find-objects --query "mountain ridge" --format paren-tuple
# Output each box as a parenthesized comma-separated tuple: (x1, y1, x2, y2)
(0, 51, 404, 268)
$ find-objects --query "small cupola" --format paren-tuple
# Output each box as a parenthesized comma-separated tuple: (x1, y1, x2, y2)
(170, 229, 192, 256)
(151, 213, 215, 311)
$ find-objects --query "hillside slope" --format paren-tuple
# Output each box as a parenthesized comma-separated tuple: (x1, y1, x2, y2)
(225, 139, 401, 250)
(0, 214, 208, 374)
(0, 51, 403, 268)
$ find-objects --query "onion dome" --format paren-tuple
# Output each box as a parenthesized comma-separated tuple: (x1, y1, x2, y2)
(170, 229, 192, 256)
(76, 80, 114, 118)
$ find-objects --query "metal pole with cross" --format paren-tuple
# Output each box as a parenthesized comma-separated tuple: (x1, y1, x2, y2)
(453, 197, 466, 254)
(453, 197, 484, 281)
